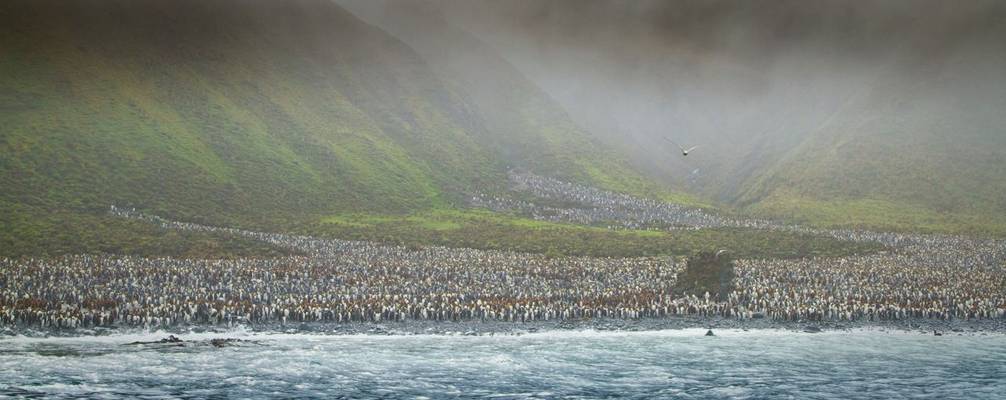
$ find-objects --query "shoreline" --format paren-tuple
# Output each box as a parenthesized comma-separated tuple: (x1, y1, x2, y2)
(4, 316, 1004, 339)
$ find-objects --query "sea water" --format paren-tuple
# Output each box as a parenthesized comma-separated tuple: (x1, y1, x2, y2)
(1, 329, 1004, 399)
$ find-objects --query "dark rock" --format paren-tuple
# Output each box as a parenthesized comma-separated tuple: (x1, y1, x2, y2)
(163, 335, 182, 343)
(674, 252, 736, 302)
(705, 329, 715, 336)
(125, 335, 183, 346)
(803, 326, 822, 333)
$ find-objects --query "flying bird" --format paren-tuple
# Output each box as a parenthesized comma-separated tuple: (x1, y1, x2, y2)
(664, 138, 700, 156)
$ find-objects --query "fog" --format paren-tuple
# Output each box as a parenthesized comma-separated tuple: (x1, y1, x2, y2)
(338, 0, 1006, 201)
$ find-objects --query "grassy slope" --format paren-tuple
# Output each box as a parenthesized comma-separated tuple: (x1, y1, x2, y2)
(336, 0, 698, 204)
(0, 0, 490, 256)
(739, 125, 1006, 237)
(0, 1, 885, 259)
(735, 35, 1006, 236)
(302, 209, 880, 259)
(0, 1, 438, 254)
(0, 0, 483, 221)
(0, 0, 708, 257)
(0, 201, 291, 258)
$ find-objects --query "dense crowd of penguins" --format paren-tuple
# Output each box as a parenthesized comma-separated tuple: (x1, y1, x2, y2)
(734, 255, 1006, 322)
(2, 212, 681, 329)
(468, 171, 768, 230)
(1, 174, 1005, 329)
(473, 172, 1006, 260)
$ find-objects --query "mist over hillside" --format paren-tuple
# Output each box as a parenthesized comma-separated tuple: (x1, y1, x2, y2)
(0, 0, 659, 255)
(377, 0, 1006, 233)
(337, 0, 654, 194)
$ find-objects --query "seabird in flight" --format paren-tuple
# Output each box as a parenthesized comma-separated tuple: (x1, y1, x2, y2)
(664, 138, 700, 156)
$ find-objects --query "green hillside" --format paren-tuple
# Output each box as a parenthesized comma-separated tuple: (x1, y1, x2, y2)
(736, 37, 1006, 235)
(432, 0, 1006, 236)
(298, 209, 879, 259)
(0, 0, 916, 258)
(336, 0, 677, 199)
(0, 0, 684, 256)
(0, 0, 487, 217)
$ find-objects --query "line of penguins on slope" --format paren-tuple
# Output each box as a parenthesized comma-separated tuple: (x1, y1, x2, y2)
(0, 203, 1002, 330)
(475, 171, 1006, 265)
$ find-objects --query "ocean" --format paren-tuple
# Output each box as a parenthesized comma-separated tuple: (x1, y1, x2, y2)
(1, 328, 1003, 399)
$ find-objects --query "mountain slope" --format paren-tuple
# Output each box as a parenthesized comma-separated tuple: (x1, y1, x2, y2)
(434, 0, 1006, 235)
(0, 0, 495, 220)
(336, 0, 676, 198)
(736, 16, 1006, 234)
(0, 0, 669, 255)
